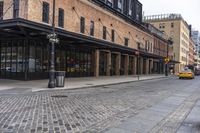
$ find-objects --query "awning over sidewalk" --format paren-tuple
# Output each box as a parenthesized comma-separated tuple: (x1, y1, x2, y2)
(0, 18, 165, 59)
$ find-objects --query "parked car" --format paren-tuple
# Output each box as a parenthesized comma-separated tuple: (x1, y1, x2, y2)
(179, 69, 195, 79)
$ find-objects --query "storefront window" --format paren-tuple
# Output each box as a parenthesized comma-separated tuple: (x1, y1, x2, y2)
(29, 46, 36, 72)
(11, 46, 17, 72)
(42, 48, 49, 72)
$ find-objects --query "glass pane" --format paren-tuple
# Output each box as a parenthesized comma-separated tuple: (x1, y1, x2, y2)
(1, 43, 6, 72)
(6, 46, 11, 72)
(36, 44, 42, 72)
(11, 46, 17, 72)
(29, 46, 36, 72)
(42, 47, 48, 72)
(17, 46, 24, 72)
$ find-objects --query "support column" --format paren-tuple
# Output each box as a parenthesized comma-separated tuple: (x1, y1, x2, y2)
(133, 56, 137, 75)
(124, 54, 129, 75)
(140, 57, 143, 75)
(106, 51, 111, 76)
(146, 59, 149, 75)
(116, 53, 121, 76)
(94, 49, 99, 77)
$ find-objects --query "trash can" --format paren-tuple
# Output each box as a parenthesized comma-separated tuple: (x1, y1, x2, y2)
(55, 71, 66, 87)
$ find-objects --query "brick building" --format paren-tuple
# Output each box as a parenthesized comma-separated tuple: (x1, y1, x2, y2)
(0, 0, 170, 80)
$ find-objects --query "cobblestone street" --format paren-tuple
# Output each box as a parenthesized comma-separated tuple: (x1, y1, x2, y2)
(0, 77, 200, 133)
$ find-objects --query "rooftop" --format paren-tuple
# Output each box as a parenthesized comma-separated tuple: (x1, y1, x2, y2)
(143, 14, 183, 21)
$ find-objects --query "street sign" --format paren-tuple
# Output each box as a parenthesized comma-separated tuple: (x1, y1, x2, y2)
(47, 33, 57, 39)
(49, 38, 59, 43)
(164, 57, 170, 64)
(47, 33, 59, 43)
(159, 58, 163, 62)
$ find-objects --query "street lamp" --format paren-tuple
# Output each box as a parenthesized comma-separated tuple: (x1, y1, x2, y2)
(48, 0, 59, 88)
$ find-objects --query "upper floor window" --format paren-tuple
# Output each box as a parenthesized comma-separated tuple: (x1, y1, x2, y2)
(117, 0, 124, 12)
(90, 21, 94, 36)
(42, 2, 49, 23)
(128, 0, 133, 16)
(159, 23, 165, 29)
(80, 17, 85, 33)
(106, 0, 113, 7)
(135, 2, 142, 21)
(111, 29, 115, 42)
(103, 26, 107, 40)
(171, 22, 174, 28)
(58, 8, 64, 28)
(13, 0, 19, 18)
(0, 1, 3, 20)
(124, 38, 129, 46)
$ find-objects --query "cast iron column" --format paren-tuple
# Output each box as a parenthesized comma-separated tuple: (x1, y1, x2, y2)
(48, 0, 56, 88)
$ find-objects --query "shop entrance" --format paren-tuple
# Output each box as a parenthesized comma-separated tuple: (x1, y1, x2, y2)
(129, 56, 134, 75)
(111, 54, 117, 76)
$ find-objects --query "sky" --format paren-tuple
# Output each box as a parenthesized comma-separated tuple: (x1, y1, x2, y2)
(139, 0, 200, 31)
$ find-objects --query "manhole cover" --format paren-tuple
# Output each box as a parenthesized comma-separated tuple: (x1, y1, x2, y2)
(85, 84, 93, 85)
(51, 95, 68, 98)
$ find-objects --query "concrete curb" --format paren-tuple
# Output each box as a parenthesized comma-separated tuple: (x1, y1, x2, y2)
(33, 76, 171, 92)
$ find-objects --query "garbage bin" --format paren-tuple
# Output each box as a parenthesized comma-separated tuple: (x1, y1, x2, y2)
(55, 71, 65, 87)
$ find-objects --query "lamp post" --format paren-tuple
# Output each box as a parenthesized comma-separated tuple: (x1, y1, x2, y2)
(48, 0, 59, 88)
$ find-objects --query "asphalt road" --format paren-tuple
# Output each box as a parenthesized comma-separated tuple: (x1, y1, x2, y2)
(0, 76, 200, 133)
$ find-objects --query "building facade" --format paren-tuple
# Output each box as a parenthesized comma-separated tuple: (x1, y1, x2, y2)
(189, 38, 195, 65)
(144, 14, 190, 73)
(0, 0, 169, 80)
(191, 30, 200, 68)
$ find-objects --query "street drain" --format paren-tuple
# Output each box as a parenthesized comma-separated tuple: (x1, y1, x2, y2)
(51, 95, 68, 98)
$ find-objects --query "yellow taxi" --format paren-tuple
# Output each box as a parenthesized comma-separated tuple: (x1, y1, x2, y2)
(179, 69, 195, 79)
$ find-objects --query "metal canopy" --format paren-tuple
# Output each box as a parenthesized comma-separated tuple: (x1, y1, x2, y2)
(0, 18, 163, 58)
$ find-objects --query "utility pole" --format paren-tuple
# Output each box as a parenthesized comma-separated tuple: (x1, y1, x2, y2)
(48, 0, 59, 88)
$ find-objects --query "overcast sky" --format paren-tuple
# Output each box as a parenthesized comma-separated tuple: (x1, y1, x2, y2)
(140, 0, 200, 31)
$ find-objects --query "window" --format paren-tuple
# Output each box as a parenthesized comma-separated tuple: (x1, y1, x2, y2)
(171, 22, 174, 28)
(13, 0, 19, 18)
(135, 1, 142, 22)
(42, 2, 49, 23)
(106, 0, 113, 7)
(111, 29, 115, 42)
(103, 26, 107, 40)
(0, 1, 3, 20)
(90, 21, 94, 36)
(124, 38, 129, 46)
(58, 8, 64, 28)
(159, 23, 165, 29)
(117, 0, 123, 12)
(80, 17, 85, 33)
(128, 0, 133, 16)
